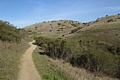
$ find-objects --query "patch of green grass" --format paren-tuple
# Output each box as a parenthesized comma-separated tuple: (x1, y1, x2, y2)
(33, 47, 76, 80)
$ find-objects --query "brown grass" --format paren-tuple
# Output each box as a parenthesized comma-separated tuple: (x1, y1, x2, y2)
(25, 20, 83, 37)
(0, 40, 30, 80)
(47, 58, 118, 80)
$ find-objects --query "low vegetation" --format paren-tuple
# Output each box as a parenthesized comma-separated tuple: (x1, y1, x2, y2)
(0, 20, 30, 80)
(25, 20, 83, 37)
(35, 28, 120, 79)
(70, 27, 83, 33)
(0, 40, 29, 80)
(0, 20, 21, 43)
(33, 47, 76, 80)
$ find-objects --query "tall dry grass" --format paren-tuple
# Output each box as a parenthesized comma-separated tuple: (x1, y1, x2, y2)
(0, 40, 29, 80)
(48, 58, 118, 80)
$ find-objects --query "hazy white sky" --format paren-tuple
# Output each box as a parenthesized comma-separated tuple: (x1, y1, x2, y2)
(0, 0, 120, 28)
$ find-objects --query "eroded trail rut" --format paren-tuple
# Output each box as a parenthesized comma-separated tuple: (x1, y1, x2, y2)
(18, 41, 41, 80)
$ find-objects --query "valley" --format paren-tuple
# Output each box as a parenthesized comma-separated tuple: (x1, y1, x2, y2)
(0, 14, 120, 80)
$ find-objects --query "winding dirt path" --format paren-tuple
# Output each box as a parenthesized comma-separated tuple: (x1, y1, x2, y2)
(18, 41, 41, 80)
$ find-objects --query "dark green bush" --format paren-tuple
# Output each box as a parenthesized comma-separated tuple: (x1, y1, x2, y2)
(0, 20, 27, 43)
(35, 37, 72, 60)
(35, 36, 120, 78)
(57, 23, 61, 25)
(70, 49, 120, 77)
(107, 19, 114, 22)
(71, 27, 83, 33)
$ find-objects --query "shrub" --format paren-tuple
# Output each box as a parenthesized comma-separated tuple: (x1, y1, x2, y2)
(35, 37, 72, 60)
(71, 27, 83, 33)
(49, 30, 52, 32)
(0, 20, 24, 43)
(35, 36, 120, 78)
(57, 23, 61, 25)
(70, 49, 120, 77)
(107, 19, 114, 22)
(117, 17, 120, 19)
(71, 24, 77, 27)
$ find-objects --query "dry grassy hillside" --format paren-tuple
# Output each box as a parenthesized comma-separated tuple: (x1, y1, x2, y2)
(25, 14, 120, 39)
(77, 14, 120, 31)
(68, 14, 120, 46)
(65, 14, 120, 46)
(25, 20, 83, 37)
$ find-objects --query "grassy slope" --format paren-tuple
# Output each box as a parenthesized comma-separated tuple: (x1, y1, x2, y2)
(67, 22, 120, 47)
(33, 46, 118, 80)
(63, 15, 120, 78)
(25, 20, 83, 38)
(33, 47, 76, 80)
(0, 40, 30, 80)
(28, 14, 120, 79)
(65, 14, 120, 47)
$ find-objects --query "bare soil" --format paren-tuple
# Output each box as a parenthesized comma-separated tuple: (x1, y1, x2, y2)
(18, 41, 41, 80)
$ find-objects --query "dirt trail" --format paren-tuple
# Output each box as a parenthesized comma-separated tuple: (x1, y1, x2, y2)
(18, 41, 41, 80)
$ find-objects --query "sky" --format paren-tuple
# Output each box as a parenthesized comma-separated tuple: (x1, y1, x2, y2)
(0, 0, 120, 28)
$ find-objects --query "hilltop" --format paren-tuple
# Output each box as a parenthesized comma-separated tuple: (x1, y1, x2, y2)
(77, 14, 120, 31)
(25, 14, 120, 39)
(67, 14, 120, 47)
(25, 20, 83, 37)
